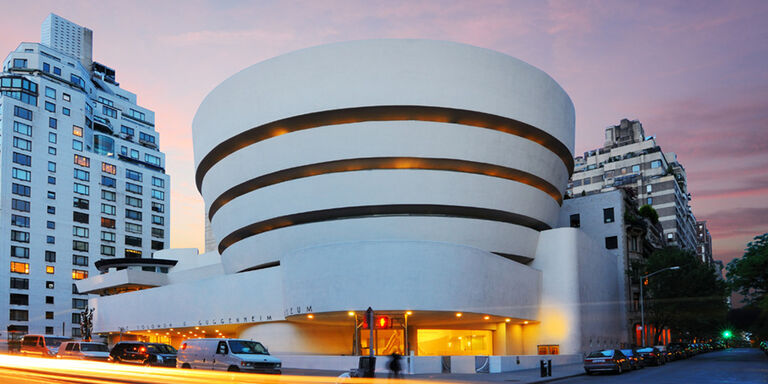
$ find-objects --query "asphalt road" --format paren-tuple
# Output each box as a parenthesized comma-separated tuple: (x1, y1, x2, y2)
(557, 348, 768, 384)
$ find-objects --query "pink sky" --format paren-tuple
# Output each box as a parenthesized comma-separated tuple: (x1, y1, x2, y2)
(1, 1, 766, 266)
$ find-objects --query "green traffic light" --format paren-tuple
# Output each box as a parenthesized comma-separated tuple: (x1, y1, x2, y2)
(722, 330, 732, 339)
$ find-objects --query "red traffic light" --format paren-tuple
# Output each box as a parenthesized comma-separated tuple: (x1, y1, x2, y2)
(361, 315, 392, 329)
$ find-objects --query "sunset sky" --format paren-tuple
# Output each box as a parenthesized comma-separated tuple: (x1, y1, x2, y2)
(1, 1, 766, 266)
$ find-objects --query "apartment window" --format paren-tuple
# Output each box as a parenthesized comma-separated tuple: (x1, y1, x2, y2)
(102, 162, 116, 174)
(43, 62, 50, 72)
(126, 183, 142, 194)
(44, 101, 55, 112)
(101, 231, 116, 242)
(46, 236, 55, 244)
(10, 293, 28, 306)
(14, 106, 33, 120)
(125, 249, 142, 258)
(72, 140, 83, 151)
(101, 190, 116, 201)
(125, 236, 142, 247)
(102, 105, 117, 118)
(125, 209, 142, 221)
(101, 245, 115, 256)
(11, 230, 30, 243)
(73, 125, 83, 137)
(46, 221, 55, 229)
(605, 236, 618, 250)
(126, 223, 143, 234)
(53, 66, 61, 75)
(10, 278, 29, 290)
(126, 169, 143, 181)
(651, 160, 662, 169)
(151, 177, 165, 188)
(47, 206, 56, 214)
(46, 266, 54, 274)
(120, 125, 134, 136)
(45, 251, 56, 262)
(44, 86, 56, 99)
(13, 121, 32, 136)
(151, 227, 164, 238)
(152, 241, 165, 251)
(11, 215, 30, 227)
(101, 217, 116, 229)
(129, 109, 146, 121)
(72, 298, 88, 308)
(10, 262, 29, 274)
(48, 176, 56, 185)
(151, 189, 165, 200)
(73, 212, 89, 224)
(73, 183, 90, 196)
(12, 58, 27, 68)
(13, 137, 32, 151)
(46, 281, 54, 289)
(12, 168, 31, 181)
(9, 310, 28, 321)
(130, 149, 139, 159)
(151, 215, 165, 225)
(72, 284, 80, 294)
(49, 117, 57, 129)
(72, 255, 88, 267)
(603, 208, 614, 223)
(73, 197, 89, 210)
(125, 196, 142, 208)
(46, 310, 54, 319)
(73, 169, 90, 182)
(72, 328, 82, 337)
(73, 226, 89, 238)
(72, 241, 89, 252)
(48, 191, 56, 199)
(48, 146, 57, 155)
(139, 132, 156, 144)
(12, 184, 31, 197)
(74, 154, 90, 167)
(101, 176, 116, 188)
(647, 197, 653, 205)
(62, 107, 70, 116)
(72, 313, 81, 324)
(144, 154, 161, 166)
(12, 199, 30, 212)
(101, 204, 116, 215)
(13, 152, 31, 166)
(11, 246, 29, 258)
(63, 93, 70, 102)
(646, 184, 652, 194)
(48, 161, 56, 173)
(151, 202, 165, 213)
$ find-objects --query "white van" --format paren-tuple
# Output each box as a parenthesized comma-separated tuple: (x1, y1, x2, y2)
(57, 341, 110, 361)
(177, 338, 281, 374)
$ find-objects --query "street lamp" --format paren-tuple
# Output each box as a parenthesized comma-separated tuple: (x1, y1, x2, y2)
(640, 266, 680, 347)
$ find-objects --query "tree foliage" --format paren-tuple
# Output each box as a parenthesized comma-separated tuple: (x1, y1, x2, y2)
(726, 233, 768, 339)
(638, 204, 659, 224)
(641, 247, 729, 343)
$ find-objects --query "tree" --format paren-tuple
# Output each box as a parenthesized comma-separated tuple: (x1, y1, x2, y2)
(641, 247, 729, 343)
(638, 204, 659, 224)
(726, 233, 768, 339)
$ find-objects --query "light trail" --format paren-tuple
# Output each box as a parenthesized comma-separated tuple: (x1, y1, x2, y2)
(0, 354, 445, 384)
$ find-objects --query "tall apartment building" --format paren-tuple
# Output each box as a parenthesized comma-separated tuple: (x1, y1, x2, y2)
(695, 220, 713, 264)
(567, 119, 699, 252)
(0, 14, 170, 338)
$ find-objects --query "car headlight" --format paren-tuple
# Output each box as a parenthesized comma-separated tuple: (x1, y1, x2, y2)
(275, 363, 281, 368)
(240, 361, 254, 367)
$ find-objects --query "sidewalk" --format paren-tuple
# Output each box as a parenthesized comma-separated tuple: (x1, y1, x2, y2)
(285, 363, 586, 383)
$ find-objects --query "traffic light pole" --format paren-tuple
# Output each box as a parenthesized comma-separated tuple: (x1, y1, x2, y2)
(640, 266, 680, 347)
(367, 307, 374, 357)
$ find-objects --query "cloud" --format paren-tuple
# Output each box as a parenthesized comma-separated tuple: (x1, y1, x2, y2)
(703, 207, 768, 239)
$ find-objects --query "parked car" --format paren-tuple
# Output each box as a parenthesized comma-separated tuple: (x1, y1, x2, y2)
(57, 341, 110, 361)
(653, 345, 672, 362)
(109, 341, 177, 367)
(583, 349, 632, 375)
(620, 349, 644, 369)
(20, 335, 72, 357)
(177, 338, 281, 374)
(667, 343, 687, 360)
(636, 347, 665, 366)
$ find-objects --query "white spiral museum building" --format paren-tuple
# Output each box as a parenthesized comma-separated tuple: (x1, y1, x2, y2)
(81, 40, 625, 368)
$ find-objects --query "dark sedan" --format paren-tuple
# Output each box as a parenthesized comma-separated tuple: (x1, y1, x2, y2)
(584, 349, 632, 375)
(636, 347, 665, 366)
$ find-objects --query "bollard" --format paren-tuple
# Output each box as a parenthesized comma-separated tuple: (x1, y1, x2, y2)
(540, 360, 547, 377)
(547, 359, 552, 376)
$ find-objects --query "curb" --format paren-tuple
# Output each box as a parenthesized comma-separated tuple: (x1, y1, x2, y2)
(527, 372, 586, 384)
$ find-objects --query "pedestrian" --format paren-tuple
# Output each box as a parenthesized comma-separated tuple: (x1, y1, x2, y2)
(388, 352, 402, 379)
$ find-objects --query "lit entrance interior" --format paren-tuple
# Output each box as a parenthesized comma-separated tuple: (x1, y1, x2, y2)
(360, 328, 404, 355)
(417, 329, 492, 356)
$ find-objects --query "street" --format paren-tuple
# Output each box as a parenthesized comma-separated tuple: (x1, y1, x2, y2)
(557, 348, 768, 384)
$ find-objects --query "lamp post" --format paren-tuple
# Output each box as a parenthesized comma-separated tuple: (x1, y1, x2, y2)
(640, 266, 680, 347)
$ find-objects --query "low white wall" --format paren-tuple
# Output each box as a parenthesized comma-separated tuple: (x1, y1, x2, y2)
(276, 354, 581, 374)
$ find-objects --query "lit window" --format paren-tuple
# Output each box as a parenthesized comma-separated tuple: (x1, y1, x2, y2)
(72, 270, 88, 280)
(74, 154, 90, 167)
(102, 162, 116, 174)
(11, 262, 29, 274)
(73, 126, 83, 137)
(46, 266, 55, 274)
